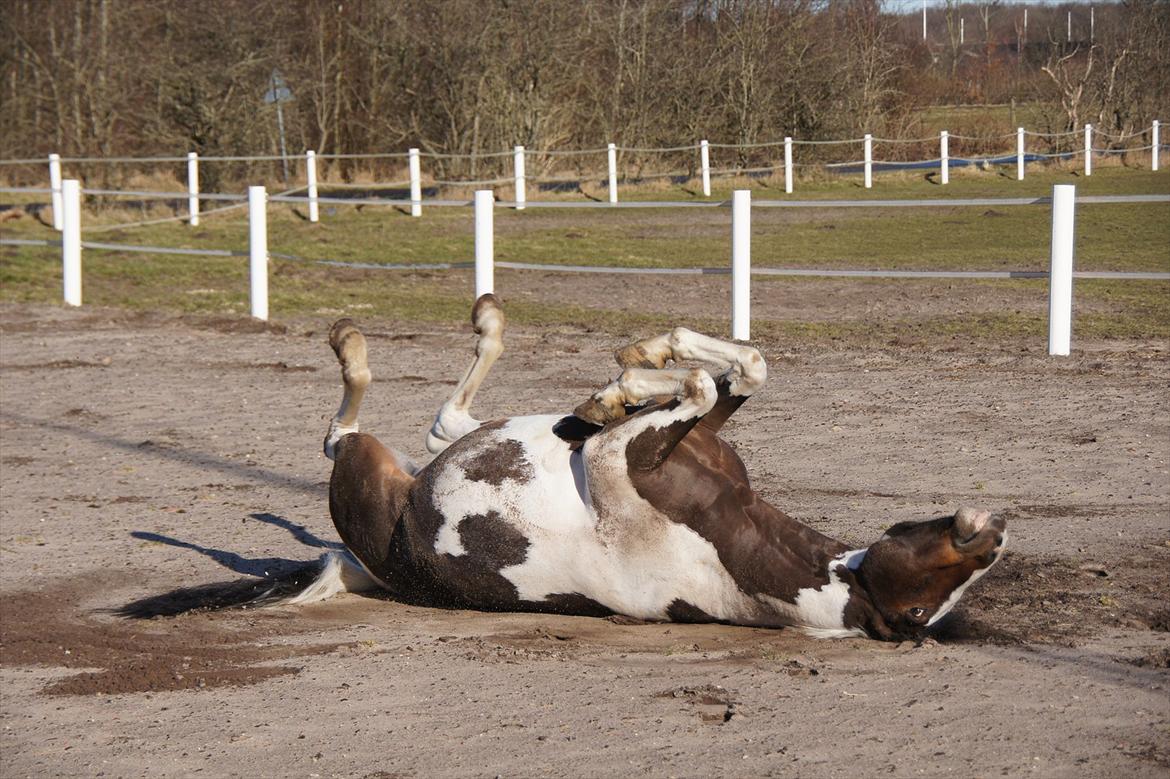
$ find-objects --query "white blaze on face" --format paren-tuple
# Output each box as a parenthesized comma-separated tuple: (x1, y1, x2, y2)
(428, 415, 756, 621)
(927, 530, 1007, 627)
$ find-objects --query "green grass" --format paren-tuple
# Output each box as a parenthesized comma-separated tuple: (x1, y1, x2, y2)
(2, 165, 1167, 346)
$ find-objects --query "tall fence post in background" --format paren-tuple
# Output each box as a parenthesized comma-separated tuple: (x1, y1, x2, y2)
(186, 152, 200, 226)
(863, 134, 873, 189)
(700, 140, 711, 197)
(1017, 127, 1025, 180)
(1084, 124, 1092, 176)
(607, 143, 618, 204)
(474, 190, 494, 297)
(1048, 184, 1076, 356)
(731, 189, 751, 341)
(513, 145, 526, 210)
(1152, 120, 1160, 172)
(306, 150, 320, 223)
(784, 137, 793, 194)
(49, 153, 63, 231)
(248, 185, 268, 321)
(940, 130, 949, 185)
(408, 147, 422, 217)
(61, 179, 82, 307)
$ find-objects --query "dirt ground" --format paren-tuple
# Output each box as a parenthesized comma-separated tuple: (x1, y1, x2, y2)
(1, 294, 1168, 778)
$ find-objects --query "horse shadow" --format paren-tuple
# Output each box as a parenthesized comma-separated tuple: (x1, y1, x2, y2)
(116, 513, 346, 619)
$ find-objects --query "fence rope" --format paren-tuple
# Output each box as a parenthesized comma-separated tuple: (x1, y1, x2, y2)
(616, 143, 701, 153)
(313, 179, 413, 189)
(1022, 129, 1082, 138)
(531, 147, 610, 157)
(81, 188, 247, 201)
(790, 138, 861, 146)
(5, 236, 1166, 282)
(870, 136, 944, 144)
(423, 149, 515, 160)
(79, 185, 306, 234)
(315, 151, 411, 160)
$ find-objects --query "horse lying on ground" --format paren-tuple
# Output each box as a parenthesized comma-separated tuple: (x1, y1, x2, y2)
(294, 294, 1005, 641)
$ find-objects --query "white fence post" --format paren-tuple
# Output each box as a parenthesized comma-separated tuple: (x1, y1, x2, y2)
(187, 152, 200, 226)
(863, 134, 873, 189)
(1084, 123, 1092, 176)
(784, 137, 793, 194)
(408, 147, 422, 217)
(306, 150, 320, 223)
(1017, 127, 1025, 180)
(607, 143, 618, 204)
(1048, 184, 1076, 356)
(940, 130, 949, 185)
(513, 145, 526, 210)
(474, 190, 494, 297)
(731, 189, 751, 341)
(248, 185, 269, 321)
(49, 153, 63, 231)
(1151, 120, 1159, 172)
(700, 140, 711, 197)
(61, 179, 82, 307)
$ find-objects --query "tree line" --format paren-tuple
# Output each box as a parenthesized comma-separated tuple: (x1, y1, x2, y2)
(2, 0, 1166, 187)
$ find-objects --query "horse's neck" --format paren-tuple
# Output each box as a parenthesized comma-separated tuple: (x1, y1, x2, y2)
(748, 498, 853, 575)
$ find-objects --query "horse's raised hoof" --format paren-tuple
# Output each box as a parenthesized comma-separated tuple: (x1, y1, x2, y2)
(471, 293, 504, 337)
(614, 342, 665, 370)
(573, 395, 626, 426)
(329, 318, 363, 358)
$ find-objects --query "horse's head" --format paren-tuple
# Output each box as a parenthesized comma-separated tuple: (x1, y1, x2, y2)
(852, 507, 1006, 640)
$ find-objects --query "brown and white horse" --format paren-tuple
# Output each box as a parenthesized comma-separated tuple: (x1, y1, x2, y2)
(298, 295, 1006, 641)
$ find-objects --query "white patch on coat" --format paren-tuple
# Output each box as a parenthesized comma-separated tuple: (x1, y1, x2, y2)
(781, 548, 869, 639)
(927, 530, 1007, 626)
(428, 414, 759, 622)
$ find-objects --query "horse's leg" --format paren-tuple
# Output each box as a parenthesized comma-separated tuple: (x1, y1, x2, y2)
(322, 319, 416, 583)
(575, 367, 717, 471)
(613, 327, 766, 433)
(425, 293, 505, 455)
(323, 318, 370, 459)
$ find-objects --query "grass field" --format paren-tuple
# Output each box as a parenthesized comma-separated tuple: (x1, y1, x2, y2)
(2, 164, 1167, 345)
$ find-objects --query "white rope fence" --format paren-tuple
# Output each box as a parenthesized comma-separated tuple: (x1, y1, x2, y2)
(5, 121, 1163, 228)
(4, 181, 1167, 356)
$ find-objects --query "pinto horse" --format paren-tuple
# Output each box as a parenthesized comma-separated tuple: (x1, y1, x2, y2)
(299, 295, 1005, 641)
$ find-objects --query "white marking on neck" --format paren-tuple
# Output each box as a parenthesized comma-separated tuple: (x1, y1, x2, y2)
(927, 530, 1007, 626)
(785, 548, 869, 639)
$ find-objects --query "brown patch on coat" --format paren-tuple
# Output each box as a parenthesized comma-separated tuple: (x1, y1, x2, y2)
(539, 592, 614, 618)
(666, 599, 718, 623)
(625, 412, 699, 471)
(329, 432, 413, 584)
(551, 415, 602, 451)
(457, 511, 530, 569)
(461, 438, 533, 486)
(629, 426, 845, 605)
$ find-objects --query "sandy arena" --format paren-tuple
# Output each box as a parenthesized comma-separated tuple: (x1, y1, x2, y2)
(1, 295, 1167, 777)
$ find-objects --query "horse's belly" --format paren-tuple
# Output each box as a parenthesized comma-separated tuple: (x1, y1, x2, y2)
(421, 415, 752, 620)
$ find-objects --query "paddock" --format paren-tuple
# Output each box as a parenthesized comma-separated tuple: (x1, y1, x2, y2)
(1, 295, 1167, 777)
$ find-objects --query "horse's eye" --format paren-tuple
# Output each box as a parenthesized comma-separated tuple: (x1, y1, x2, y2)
(908, 607, 926, 620)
